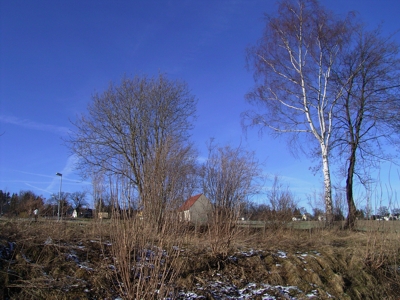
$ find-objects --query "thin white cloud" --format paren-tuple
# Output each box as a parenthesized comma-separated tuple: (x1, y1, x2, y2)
(0, 114, 70, 135)
(46, 154, 90, 193)
(11, 170, 55, 179)
(61, 155, 79, 178)
(24, 183, 53, 195)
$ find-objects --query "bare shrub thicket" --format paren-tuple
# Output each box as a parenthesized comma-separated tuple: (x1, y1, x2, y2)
(201, 141, 261, 257)
(359, 223, 400, 297)
(361, 186, 400, 290)
(109, 211, 185, 299)
(267, 175, 298, 222)
(101, 170, 187, 299)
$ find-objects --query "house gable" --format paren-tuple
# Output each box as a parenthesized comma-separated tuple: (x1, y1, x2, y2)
(178, 194, 202, 212)
(178, 194, 212, 223)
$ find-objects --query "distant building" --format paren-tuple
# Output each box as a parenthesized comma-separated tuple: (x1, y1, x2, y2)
(178, 194, 212, 224)
(98, 212, 109, 219)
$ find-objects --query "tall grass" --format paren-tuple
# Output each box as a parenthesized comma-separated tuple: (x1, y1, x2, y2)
(109, 210, 185, 299)
(205, 208, 242, 259)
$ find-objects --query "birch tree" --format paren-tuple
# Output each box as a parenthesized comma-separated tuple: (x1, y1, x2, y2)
(244, 0, 351, 222)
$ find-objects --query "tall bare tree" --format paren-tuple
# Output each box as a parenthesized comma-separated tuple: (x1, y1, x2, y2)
(268, 175, 298, 221)
(140, 136, 198, 226)
(201, 141, 261, 257)
(67, 74, 197, 228)
(244, 0, 352, 222)
(333, 27, 400, 228)
(69, 191, 87, 212)
(201, 141, 261, 214)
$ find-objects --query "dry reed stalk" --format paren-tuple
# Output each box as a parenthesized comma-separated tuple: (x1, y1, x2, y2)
(109, 209, 186, 299)
(205, 208, 242, 258)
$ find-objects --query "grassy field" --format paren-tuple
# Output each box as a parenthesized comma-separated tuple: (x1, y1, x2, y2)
(287, 219, 400, 231)
(0, 217, 399, 299)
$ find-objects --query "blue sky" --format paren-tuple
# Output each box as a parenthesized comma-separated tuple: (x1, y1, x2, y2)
(1, 0, 400, 212)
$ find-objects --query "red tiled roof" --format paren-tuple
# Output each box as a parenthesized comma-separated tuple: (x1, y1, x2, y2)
(177, 194, 202, 211)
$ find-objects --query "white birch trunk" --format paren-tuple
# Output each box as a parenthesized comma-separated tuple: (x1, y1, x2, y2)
(321, 145, 332, 221)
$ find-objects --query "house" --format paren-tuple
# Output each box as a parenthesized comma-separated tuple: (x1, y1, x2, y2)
(178, 194, 212, 224)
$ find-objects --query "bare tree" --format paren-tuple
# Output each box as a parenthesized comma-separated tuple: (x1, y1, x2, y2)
(268, 175, 298, 221)
(377, 206, 389, 217)
(201, 141, 261, 213)
(69, 191, 87, 212)
(306, 187, 325, 220)
(140, 136, 198, 227)
(67, 74, 197, 228)
(333, 27, 400, 228)
(201, 141, 261, 257)
(92, 170, 108, 217)
(332, 188, 346, 221)
(244, 0, 352, 223)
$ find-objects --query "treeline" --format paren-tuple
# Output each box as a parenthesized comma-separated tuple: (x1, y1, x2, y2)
(0, 190, 44, 217)
(0, 190, 93, 218)
(1, 187, 396, 221)
(0, 186, 357, 221)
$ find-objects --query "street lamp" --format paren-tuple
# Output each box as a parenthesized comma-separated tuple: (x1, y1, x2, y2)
(56, 172, 62, 221)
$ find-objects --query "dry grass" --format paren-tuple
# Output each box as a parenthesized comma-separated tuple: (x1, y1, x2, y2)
(0, 218, 399, 299)
(108, 212, 186, 299)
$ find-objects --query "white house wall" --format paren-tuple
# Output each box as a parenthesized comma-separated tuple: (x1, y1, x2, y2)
(190, 194, 212, 223)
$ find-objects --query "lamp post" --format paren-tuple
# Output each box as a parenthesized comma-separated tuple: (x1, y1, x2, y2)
(56, 172, 62, 221)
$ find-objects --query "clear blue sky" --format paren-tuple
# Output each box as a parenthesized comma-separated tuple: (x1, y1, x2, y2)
(1, 0, 399, 212)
